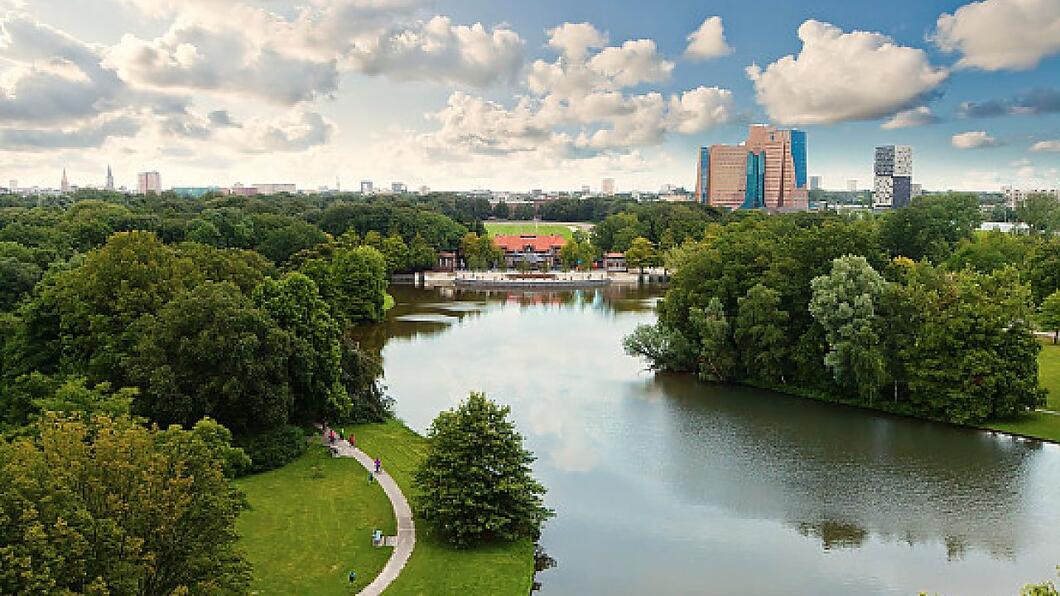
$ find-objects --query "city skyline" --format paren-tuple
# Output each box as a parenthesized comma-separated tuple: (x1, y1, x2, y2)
(1, 0, 1058, 191)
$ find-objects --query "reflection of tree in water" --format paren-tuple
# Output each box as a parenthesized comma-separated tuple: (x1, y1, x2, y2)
(797, 520, 869, 551)
(645, 373, 1047, 560)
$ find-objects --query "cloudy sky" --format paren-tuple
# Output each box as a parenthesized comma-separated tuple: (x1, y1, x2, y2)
(1, 0, 1058, 192)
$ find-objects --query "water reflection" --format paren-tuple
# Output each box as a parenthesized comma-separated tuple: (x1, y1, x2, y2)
(370, 285, 1060, 595)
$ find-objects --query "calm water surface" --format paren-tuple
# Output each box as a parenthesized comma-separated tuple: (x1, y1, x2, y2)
(366, 285, 1060, 595)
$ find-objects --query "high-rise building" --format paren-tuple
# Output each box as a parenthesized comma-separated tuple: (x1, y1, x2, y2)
(360, 180, 373, 194)
(847, 179, 858, 192)
(391, 182, 407, 193)
(137, 171, 161, 194)
(61, 168, 70, 193)
(602, 178, 615, 196)
(695, 124, 808, 210)
(809, 175, 821, 191)
(873, 145, 913, 209)
(105, 165, 114, 191)
(9, 179, 17, 191)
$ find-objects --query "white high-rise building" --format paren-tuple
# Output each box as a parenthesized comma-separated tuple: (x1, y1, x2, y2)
(137, 171, 161, 194)
(391, 182, 407, 193)
(846, 179, 858, 192)
(61, 168, 70, 193)
(873, 145, 913, 209)
(105, 165, 114, 190)
(602, 178, 615, 196)
(360, 180, 373, 194)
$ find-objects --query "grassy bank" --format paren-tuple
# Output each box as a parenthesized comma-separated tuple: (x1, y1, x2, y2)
(351, 419, 537, 596)
(236, 446, 395, 594)
(984, 341, 1060, 442)
(484, 222, 575, 239)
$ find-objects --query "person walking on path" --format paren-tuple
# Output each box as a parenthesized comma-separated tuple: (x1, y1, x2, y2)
(374, 458, 382, 474)
(348, 434, 356, 448)
(329, 430, 336, 445)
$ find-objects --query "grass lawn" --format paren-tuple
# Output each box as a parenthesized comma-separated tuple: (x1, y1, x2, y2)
(236, 445, 396, 594)
(350, 419, 537, 596)
(484, 222, 575, 240)
(982, 340, 1060, 442)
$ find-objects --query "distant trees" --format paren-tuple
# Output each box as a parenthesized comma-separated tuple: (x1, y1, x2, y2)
(735, 284, 790, 384)
(1038, 291, 1060, 344)
(559, 235, 594, 271)
(1016, 193, 1060, 236)
(460, 232, 503, 270)
(623, 236, 659, 273)
(878, 193, 981, 262)
(414, 393, 552, 547)
(0, 414, 251, 594)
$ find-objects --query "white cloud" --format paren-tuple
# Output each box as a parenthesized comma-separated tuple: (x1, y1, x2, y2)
(545, 22, 607, 60)
(684, 16, 732, 61)
(1030, 139, 1060, 152)
(881, 106, 939, 129)
(746, 20, 947, 126)
(587, 39, 674, 88)
(106, 24, 340, 105)
(933, 0, 1060, 71)
(666, 86, 734, 134)
(235, 110, 335, 153)
(0, 114, 139, 150)
(951, 130, 1001, 148)
(348, 16, 524, 87)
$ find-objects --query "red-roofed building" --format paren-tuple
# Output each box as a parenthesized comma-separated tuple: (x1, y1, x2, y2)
(493, 234, 566, 269)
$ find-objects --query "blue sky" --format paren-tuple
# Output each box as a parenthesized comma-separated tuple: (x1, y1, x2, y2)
(2, 0, 1058, 191)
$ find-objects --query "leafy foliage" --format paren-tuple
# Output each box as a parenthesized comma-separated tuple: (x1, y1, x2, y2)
(414, 393, 552, 548)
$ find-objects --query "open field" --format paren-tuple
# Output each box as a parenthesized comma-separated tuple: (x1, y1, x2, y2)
(351, 419, 536, 596)
(484, 222, 577, 239)
(982, 341, 1060, 442)
(236, 445, 395, 594)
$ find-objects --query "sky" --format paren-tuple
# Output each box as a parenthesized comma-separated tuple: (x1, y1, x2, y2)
(1, 0, 1058, 192)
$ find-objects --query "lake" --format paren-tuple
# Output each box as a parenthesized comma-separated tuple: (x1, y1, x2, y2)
(368, 284, 1060, 595)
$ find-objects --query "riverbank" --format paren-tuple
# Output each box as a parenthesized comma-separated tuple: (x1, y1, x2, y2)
(235, 446, 395, 594)
(236, 420, 536, 594)
(982, 341, 1060, 442)
(349, 419, 537, 595)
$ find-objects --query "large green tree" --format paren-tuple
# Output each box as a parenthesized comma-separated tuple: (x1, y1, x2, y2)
(301, 245, 388, 324)
(1040, 290, 1060, 344)
(0, 414, 250, 594)
(734, 284, 790, 384)
(809, 256, 888, 402)
(689, 297, 737, 382)
(414, 392, 552, 548)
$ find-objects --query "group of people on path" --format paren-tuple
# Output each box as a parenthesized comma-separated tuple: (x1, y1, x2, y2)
(322, 424, 383, 481)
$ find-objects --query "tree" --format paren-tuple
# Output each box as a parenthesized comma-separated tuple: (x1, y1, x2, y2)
(407, 233, 437, 272)
(381, 233, 410, 274)
(127, 282, 294, 433)
(689, 297, 737, 382)
(253, 273, 350, 422)
(0, 414, 251, 594)
(257, 220, 326, 264)
(1039, 290, 1060, 344)
(878, 193, 981, 262)
(734, 284, 790, 384)
(492, 201, 510, 219)
(413, 392, 552, 548)
(624, 236, 658, 274)
(460, 232, 502, 271)
(301, 245, 388, 325)
(1027, 239, 1060, 304)
(809, 255, 888, 402)
(559, 237, 593, 271)
(623, 323, 697, 372)
(1016, 193, 1059, 236)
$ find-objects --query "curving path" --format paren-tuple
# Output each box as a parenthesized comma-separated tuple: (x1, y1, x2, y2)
(327, 437, 416, 596)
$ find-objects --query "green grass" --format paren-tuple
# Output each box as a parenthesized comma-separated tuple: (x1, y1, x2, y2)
(236, 446, 396, 594)
(981, 341, 1060, 442)
(350, 419, 536, 596)
(484, 222, 575, 239)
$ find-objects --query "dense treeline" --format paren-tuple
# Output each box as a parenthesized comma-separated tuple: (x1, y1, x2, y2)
(627, 194, 1057, 426)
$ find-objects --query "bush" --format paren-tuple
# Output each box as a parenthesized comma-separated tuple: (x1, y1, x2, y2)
(236, 424, 310, 474)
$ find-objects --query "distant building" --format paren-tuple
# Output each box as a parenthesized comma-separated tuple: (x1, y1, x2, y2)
(847, 179, 858, 192)
(252, 183, 296, 194)
(602, 178, 615, 196)
(911, 183, 923, 198)
(603, 252, 627, 272)
(809, 175, 821, 191)
(61, 168, 70, 193)
(391, 182, 407, 193)
(493, 234, 567, 269)
(227, 183, 258, 197)
(873, 145, 913, 209)
(172, 186, 219, 198)
(9, 179, 17, 192)
(695, 124, 808, 210)
(1002, 186, 1059, 209)
(581, 185, 591, 194)
(137, 171, 161, 194)
(361, 180, 373, 194)
(105, 165, 114, 191)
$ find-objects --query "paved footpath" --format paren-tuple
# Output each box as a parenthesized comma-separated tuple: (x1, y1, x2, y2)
(327, 438, 415, 596)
